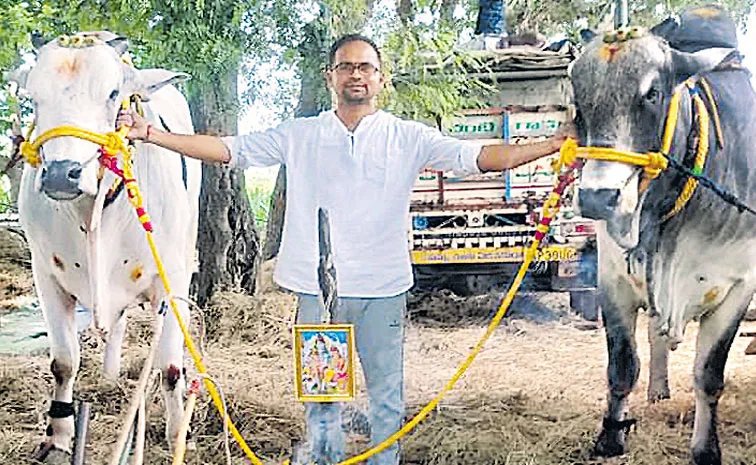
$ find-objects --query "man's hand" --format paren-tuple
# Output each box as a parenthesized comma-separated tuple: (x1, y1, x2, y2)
(477, 121, 579, 172)
(116, 108, 150, 141)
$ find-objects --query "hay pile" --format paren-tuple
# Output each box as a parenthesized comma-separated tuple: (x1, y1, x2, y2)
(0, 255, 755, 464)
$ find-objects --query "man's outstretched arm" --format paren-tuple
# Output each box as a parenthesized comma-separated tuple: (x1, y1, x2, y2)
(117, 109, 231, 164)
(476, 123, 577, 171)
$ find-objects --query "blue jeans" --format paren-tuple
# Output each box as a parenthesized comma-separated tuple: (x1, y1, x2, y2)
(297, 293, 406, 465)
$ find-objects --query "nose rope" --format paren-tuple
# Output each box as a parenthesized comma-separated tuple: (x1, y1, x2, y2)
(556, 138, 669, 180)
(19, 124, 131, 166)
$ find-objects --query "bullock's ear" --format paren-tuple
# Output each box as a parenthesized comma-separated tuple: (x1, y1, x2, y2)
(85, 30, 119, 42)
(5, 68, 29, 89)
(650, 16, 679, 41)
(579, 29, 597, 45)
(106, 37, 129, 56)
(670, 47, 733, 82)
(131, 68, 191, 98)
(30, 31, 48, 51)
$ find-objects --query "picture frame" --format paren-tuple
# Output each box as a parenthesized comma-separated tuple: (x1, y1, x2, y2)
(293, 324, 356, 402)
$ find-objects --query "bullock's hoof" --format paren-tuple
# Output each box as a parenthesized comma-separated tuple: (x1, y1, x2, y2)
(647, 385, 671, 403)
(33, 442, 72, 464)
(593, 417, 636, 458)
(594, 428, 627, 457)
(692, 445, 721, 465)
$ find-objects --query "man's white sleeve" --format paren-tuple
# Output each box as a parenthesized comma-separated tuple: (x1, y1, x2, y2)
(416, 123, 481, 177)
(220, 123, 289, 169)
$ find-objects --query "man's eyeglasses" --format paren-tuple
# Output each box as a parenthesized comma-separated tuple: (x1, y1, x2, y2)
(331, 62, 380, 75)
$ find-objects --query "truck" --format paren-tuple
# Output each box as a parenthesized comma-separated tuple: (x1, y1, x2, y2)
(409, 46, 599, 320)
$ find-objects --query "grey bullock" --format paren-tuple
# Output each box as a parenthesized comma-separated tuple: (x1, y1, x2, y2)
(571, 7, 755, 465)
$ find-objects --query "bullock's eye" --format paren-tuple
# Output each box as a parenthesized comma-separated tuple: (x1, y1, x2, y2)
(644, 88, 662, 105)
(109, 89, 119, 101)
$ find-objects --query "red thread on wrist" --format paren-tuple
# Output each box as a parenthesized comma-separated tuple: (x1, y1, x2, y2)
(146, 124, 153, 141)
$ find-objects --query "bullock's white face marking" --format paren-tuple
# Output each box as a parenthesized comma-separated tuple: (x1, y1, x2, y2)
(578, 160, 642, 248)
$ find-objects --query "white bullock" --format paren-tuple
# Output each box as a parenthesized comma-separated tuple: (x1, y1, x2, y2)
(9, 32, 201, 462)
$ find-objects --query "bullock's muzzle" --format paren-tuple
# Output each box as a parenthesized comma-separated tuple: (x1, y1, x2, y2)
(578, 188, 620, 220)
(40, 160, 84, 200)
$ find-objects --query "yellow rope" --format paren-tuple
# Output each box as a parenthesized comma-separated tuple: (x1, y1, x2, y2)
(18, 122, 40, 167)
(116, 132, 265, 465)
(660, 92, 710, 222)
(661, 84, 684, 155)
(331, 171, 573, 465)
(698, 77, 724, 149)
(557, 138, 668, 180)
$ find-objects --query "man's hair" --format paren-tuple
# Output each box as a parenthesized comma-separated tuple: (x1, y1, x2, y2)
(328, 34, 382, 68)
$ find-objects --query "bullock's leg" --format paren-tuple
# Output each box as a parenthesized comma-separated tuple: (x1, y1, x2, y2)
(647, 312, 670, 402)
(103, 312, 127, 380)
(34, 271, 79, 463)
(156, 277, 190, 448)
(594, 286, 641, 458)
(690, 283, 750, 465)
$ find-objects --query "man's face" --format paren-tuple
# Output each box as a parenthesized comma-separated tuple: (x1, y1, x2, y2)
(327, 40, 384, 105)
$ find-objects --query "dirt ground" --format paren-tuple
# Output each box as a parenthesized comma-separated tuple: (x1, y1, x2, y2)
(1, 240, 756, 465)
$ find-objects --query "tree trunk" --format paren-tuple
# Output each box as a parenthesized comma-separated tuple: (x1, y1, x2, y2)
(189, 68, 260, 307)
(5, 164, 21, 210)
(262, 165, 286, 260)
(263, 12, 332, 261)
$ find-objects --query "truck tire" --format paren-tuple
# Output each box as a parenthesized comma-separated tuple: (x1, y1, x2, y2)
(570, 289, 599, 321)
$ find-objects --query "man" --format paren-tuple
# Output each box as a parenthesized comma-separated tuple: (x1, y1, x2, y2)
(119, 34, 575, 465)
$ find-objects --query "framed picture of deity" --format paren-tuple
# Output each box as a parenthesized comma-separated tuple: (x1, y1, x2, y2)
(293, 324, 356, 402)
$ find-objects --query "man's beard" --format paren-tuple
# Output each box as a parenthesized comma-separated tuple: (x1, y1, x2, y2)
(340, 89, 371, 105)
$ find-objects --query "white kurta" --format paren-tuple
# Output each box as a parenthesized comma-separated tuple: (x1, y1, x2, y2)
(222, 110, 480, 297)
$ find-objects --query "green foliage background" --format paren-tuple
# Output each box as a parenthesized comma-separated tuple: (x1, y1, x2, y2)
(0, 0, 754, 207)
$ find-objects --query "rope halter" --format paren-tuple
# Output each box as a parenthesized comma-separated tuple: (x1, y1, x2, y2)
(555, 77, 718, 222)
